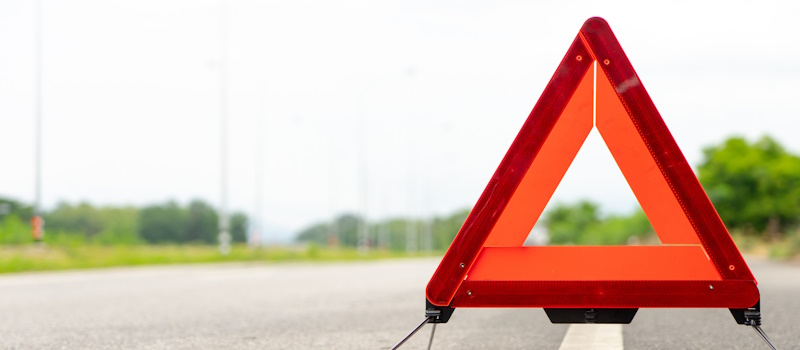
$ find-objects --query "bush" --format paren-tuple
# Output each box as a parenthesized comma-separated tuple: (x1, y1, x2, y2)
(0, 215, 32, 244)
(768, 233, 800, 260)
(545, 201, 654, 245)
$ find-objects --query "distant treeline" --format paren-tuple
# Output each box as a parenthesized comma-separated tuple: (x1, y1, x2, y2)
(294, 205, 652, 250)
(295, 211, 469, 252)
(297, 135, 800, 250)
(3, 135, 800, 251)
(0, 199, 248, 245)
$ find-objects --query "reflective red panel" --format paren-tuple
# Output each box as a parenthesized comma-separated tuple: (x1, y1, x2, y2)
(452, 280, 759, 309)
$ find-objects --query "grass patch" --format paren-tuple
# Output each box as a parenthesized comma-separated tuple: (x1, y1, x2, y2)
(0, 244, 439, 274)
(731, 231, 800, 260)
(768, 234, 800, 260)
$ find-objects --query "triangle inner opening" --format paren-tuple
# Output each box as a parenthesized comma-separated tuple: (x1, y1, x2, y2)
(484, 64, 700, 248)
(524, 127, 657, 246)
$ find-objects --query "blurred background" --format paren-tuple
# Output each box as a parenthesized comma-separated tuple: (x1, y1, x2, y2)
(1, 0, 799, 272)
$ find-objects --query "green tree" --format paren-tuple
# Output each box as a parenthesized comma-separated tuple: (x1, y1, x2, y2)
(296, 213, 362, 247)
(230, 212, 248, 243)
(545, 201, 600, 244)
(544, 201, 653, 245)
(0, 197, 33, 223)
(0, 197, 34, 244)
(698, 136, 800, 235)
(45, 202, 105, 237)
(185, 200, 218, 243)
(431, 209, 469, 250)
(580, 210, 653, 245)
(89, 206, 140, 244)
(0, 215, 32, 244)
(139, 201, 187, 243)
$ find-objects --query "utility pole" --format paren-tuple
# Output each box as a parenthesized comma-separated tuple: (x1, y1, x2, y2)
(217, 0, 231, 255)
(357, 67, 417, 253)
(327, 127, 339, 247)
(405, 143, 417, 254)
(252, 110, 264, 247)
(32, 0, 44, 243)
(356, 108, 369, 252)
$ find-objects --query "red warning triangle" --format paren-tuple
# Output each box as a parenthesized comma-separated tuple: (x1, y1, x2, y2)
(427, 17, 758, 310)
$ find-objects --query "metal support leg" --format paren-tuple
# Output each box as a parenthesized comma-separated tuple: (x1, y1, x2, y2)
(427, 323, 437, 350)
(751, 325, 778, 350)
(391, 316, 433, 350)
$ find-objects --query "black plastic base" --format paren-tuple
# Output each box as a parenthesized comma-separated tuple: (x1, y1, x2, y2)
(730, 299, 761, 325)
(425, 299, 760, 325)
(425, 299, 455, 323)
(544, 308, 638, 324)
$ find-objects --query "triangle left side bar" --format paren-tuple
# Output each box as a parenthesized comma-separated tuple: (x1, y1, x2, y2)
(426, 34, 594, 307)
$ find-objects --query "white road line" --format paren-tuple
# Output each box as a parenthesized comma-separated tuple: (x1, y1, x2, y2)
(558, 324, 624, 350)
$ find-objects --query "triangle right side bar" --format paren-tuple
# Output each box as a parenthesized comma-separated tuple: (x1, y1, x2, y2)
(579, 18, 755, 283)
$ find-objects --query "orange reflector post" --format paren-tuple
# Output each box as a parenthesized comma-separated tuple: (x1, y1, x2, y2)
(425, 17, 759, 320)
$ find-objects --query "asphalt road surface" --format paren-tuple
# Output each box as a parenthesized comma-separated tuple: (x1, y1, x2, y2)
(0, 256, 797, 349)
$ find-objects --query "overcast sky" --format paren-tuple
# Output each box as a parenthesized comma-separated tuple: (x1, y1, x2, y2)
(1, 1, 798, 238)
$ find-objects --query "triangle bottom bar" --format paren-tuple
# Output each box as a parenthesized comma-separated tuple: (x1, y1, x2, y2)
(451, 280, 758, 308)
(467, 246, 720, 281)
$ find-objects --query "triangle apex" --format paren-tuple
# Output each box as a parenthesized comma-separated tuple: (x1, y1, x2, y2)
(582, 17, 611, 32)
(584, 16, 608, 25)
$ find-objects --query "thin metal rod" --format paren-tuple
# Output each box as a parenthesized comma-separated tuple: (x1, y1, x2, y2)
(391, 317, 432, 350)
(752, 325, 778, 350)
(426, 323, 437, 350)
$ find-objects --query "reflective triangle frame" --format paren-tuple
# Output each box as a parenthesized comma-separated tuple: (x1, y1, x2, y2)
(425, 17, 759, 321)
